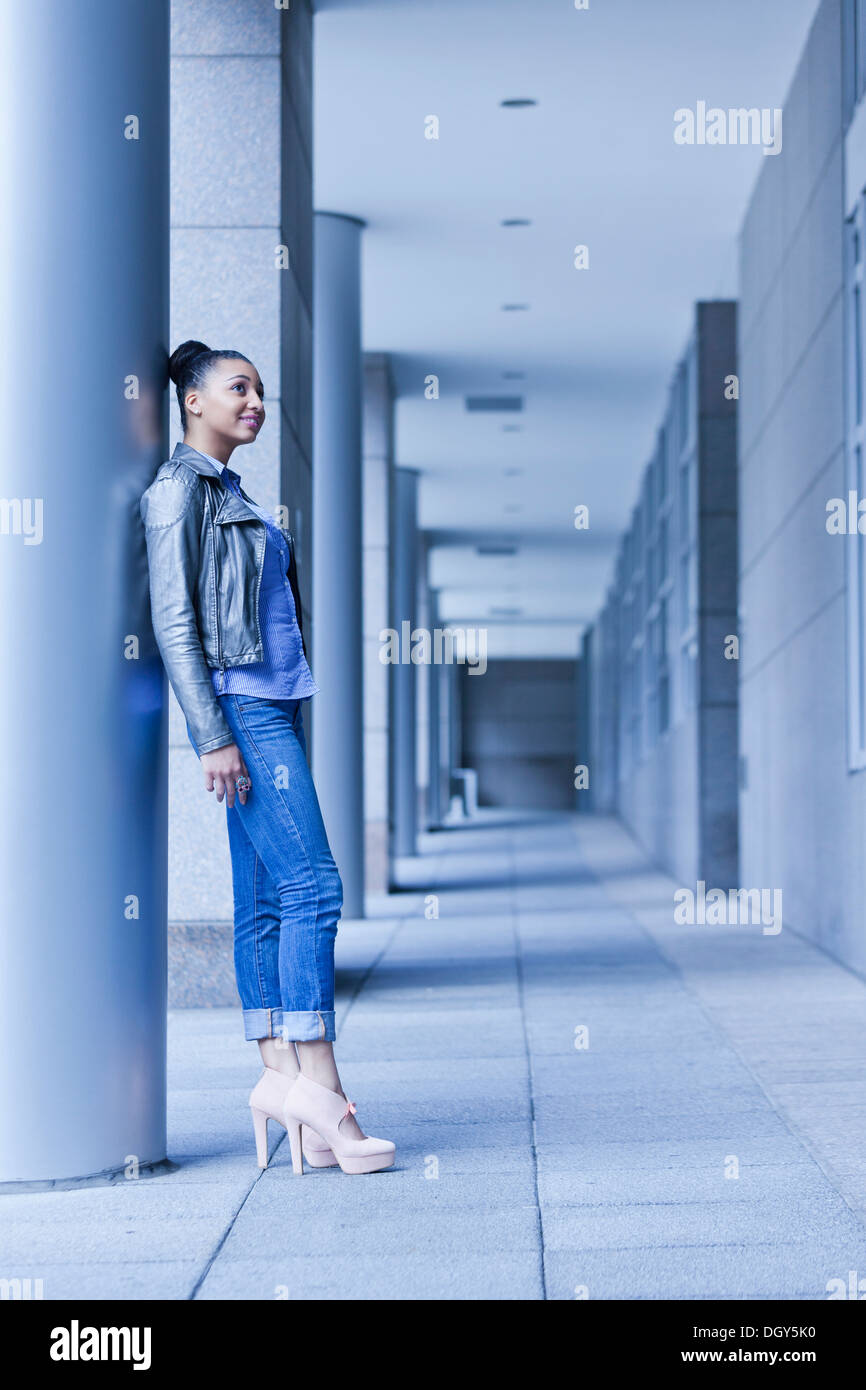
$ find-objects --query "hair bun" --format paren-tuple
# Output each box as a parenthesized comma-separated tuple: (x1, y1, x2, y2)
(168, 339, 210, 385)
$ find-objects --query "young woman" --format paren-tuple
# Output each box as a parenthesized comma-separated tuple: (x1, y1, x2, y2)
(140, 340, 394, 1177)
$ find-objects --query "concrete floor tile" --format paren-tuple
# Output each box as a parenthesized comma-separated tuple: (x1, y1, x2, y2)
(195, 1253, 543, 1300)
(543, 1243, 859, 1300)
(219, 1203, 542, 1259)
(10, 1262, 201, 1300)
(540, 1197, 866, 1251)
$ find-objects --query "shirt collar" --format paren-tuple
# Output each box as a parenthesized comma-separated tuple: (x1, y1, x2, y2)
(219, 462, 242, 488)
(199, 451, 241, 488)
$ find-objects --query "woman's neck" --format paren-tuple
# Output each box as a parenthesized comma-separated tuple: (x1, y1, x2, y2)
(183, 432, 235, 466)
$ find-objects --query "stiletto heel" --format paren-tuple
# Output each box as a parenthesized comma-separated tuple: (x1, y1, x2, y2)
(282, 1073, 395, 1176)
(286, 1117, 304, 1176)
(251, 1106, 269, 1169)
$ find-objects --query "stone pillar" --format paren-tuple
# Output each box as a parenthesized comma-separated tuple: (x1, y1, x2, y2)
(431, 592, 456, 823)
(312, 212, 366, 918)
(0, 0, 170, 1182)
(576, 629, 592, 812)
(390, 468, 420, 860)
(427, 591, 443, 826)
(415, 532, 432, 830)
(448, 659, 464, 775)
(362, 353, 395, 896)
(168, 0, 314, 955)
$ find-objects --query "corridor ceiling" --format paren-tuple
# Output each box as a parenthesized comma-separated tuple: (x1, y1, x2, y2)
(314, 0, 820, 658)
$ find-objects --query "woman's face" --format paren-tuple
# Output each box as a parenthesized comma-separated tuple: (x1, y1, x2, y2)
(186, 358, 265, 446)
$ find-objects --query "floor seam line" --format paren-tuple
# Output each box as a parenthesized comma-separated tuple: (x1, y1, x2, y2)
(510, 831, 548, 1302)
(187, 1172, 265, 1301)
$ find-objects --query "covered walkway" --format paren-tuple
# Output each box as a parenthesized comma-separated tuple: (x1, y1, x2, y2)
(5, 812, 866, 1300)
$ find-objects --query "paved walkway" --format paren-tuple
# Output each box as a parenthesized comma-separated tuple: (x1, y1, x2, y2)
(5, 810, 866, 1299)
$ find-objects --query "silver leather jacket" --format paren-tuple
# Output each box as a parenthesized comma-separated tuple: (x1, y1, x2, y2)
(139, 442, 307, 756)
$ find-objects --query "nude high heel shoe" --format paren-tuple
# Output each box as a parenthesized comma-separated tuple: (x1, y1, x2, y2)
(249, 1067, 338, 1170)
(282, 1072, 396, 1176)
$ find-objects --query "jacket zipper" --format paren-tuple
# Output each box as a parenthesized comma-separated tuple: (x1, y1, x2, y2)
(212, 481, 267, 684)
(212, 491, 226, 692)
(252, 525, 265, 656)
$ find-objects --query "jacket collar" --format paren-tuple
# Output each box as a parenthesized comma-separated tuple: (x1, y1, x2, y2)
(170, 442, 256, 524)
(170, 441, 228, 479)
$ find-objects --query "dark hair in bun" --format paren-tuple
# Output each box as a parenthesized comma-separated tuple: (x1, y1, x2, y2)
(168, 339, 254, 430)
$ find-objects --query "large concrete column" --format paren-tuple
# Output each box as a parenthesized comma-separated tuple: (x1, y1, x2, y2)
(576, 629, 592, 813)
(434, 658, 460, 819)
(362, 353, 395, 895)
(390, 468, 420, 861)
(415, 532, 432, 829)
(312, 212, 365, 918)
(0, 2, 169, 1182)
(429, 592, 456, 823)
(168, 0, 315, 961)
(448, 660, 464, 785)
(427, 590, 444, 826)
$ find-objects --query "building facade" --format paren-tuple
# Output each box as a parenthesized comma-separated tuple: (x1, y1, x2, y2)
(738, 0, 866, 974)
(588, 302, 739, 888)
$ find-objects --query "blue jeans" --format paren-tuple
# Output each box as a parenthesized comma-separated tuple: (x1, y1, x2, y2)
(190, 695, 343, 1042)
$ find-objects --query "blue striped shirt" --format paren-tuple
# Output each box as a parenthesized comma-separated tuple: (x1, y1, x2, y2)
(205, 458, 318, 702)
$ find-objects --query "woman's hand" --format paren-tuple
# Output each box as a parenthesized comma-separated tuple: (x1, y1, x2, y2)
(200, 743, 251, 807)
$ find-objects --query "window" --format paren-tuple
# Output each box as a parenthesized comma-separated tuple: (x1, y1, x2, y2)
(658, 429, 669, 502)
(678, 358, 690, 452)
(675, 545, 697, 720)
(630, 647, 642, 765)
(679, 461, 693, 543)
(845, 0, 866, 124)
(675, 430, 696, 725)
(658, 596, 670, 735)
(680, 639, 698, 713)
(679, 551, 693, 633)
(845, 197, 866, 767)
(645, 615, 658, 748)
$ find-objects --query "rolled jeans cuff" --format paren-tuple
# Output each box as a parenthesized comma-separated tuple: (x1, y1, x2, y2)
(242, 1007, 336, 1043)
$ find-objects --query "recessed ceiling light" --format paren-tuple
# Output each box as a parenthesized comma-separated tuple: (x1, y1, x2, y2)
(500, 99, 537, 108)
(465, 395, 523, 412)
(501, 218, 532, 227)
(502, 304, 530, 311)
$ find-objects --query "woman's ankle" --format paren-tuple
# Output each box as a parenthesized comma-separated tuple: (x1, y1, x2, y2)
(296, 1043, 342, 1093)
(298, 1062, 342, 1092)
(259, 1037, 300, 1078)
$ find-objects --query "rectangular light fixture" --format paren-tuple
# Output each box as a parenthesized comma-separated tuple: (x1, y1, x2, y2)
(465, 395, 524, 412)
